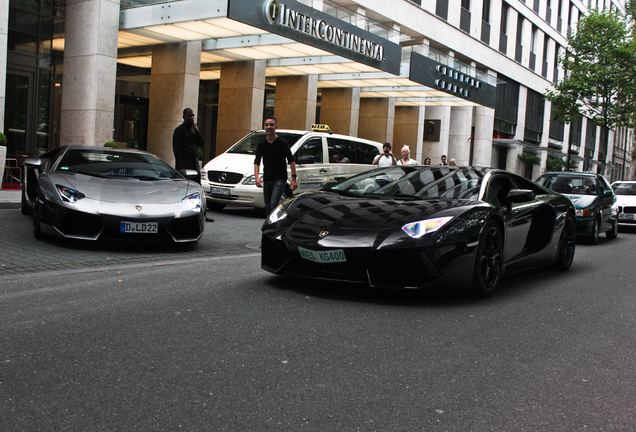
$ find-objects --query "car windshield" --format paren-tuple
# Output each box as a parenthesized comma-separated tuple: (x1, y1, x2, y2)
(227, 132, 305, 154)
(537, 174, 596, 195)
(323, 166, 485, 200)
(55, 149, 181, 180)
(612, 182, 636, 195)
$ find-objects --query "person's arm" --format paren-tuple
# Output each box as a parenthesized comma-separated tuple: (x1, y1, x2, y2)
(254, 143, 263, 188)
(391, 154, 397, 166)
(373, 155, 381, 165)
(193, 125, 205, 147)
(289, 162, 298, 191)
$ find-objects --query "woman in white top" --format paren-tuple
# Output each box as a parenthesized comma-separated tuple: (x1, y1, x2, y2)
(397, 145, 418, 165)
(373, 143, 397, 167)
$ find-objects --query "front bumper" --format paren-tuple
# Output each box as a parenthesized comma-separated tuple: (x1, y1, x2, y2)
(39, 198, 205, 242)
(260, 233, 475, 290)
(203, 180, 265, 209)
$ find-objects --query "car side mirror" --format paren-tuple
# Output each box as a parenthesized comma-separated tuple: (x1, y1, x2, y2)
(24, 157, 42, 168)
(296, 155, 315, 165)
(181, 169, 199, 181)
(604, 190, 613, 197)
(506, 189, 536, 212)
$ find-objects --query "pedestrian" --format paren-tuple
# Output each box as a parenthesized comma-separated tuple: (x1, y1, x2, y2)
(173, 108, 204, 182)
(449, 158, 456, 166)
(440, 155, 448, 166)
(423, 157, 431, 165)
(397, 145, 418, 165)
(254, 116, 298, 217)
(373, 143, 397, 167)
(173, 107, 214, 222)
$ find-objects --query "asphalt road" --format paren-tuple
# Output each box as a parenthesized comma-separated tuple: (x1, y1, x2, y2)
(1, 208, 636, 431)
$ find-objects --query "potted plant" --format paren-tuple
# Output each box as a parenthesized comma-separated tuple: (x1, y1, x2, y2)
(103, 141, 118, 148)
(518, 152, 541, 179)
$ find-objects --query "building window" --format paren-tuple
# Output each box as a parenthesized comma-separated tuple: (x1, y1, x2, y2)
(460, 0, 471, 33)
(546, 0, 552, 23)
(529, 25, 538, 71)
(533, 0, 541, 14)
(549, 118, 565, 142)
(569, 115, 583, 154)
(515, 16, 524, 63)
(436, 0, 449, 20)
(557, 0, 563, 32)
(481, 0, 491, 44)
(494, 75, 520, 136)
(542, 37, 550, 78)
(499, 3, 509, 54)
(524, 89, 544, 144)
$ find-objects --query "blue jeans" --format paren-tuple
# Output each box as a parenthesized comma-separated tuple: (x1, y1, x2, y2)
(263, 178, 287, 217)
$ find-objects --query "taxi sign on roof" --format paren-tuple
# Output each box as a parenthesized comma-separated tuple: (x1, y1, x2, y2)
(311, 124, 332, 133)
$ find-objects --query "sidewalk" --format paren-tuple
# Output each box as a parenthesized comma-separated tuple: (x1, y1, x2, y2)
(0, 188, 21, 209)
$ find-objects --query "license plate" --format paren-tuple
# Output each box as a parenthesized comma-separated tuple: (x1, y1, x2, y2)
(298, 247, 346, 263)
(619, 213, 634, 220)
(210, 187, 231, 196)
(300, 182, 322, 189)
(120, 221, 158, 233)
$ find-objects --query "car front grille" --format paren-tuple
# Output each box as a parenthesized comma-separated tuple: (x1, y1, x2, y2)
(208, 171, 243, 185)
(622, 206, 636, 214)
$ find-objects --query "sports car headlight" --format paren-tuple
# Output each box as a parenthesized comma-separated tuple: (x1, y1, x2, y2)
(267, 203, 288, 224)
(182, 192, 202, 210)
(402, 216, 454, 239)
(56, 185, 86, 203)
(200, 170, 208, 181)
(242, 174, 263, 185)
(575, 208, 591, 217)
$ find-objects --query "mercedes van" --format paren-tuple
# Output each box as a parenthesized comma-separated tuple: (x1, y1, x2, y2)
(201, 125, 384, 210)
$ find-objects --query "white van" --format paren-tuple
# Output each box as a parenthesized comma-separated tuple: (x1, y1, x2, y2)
(201, 125, 384, 210)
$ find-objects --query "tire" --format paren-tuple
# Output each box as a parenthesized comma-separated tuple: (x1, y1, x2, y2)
(589, 218, 600, 245)
(21, 187, 32, 215)
(33, 200, 45, 240)
(606, 218, 618, 239)
(207, 201, 226, 211)
(471, 221, 503, 298)
(554, 213, 576, 270)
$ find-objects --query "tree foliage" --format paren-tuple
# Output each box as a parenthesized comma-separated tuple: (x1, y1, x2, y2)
(546, 11, 636, 131)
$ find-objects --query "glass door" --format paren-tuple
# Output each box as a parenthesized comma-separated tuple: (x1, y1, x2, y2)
(4, 69, 36, 156)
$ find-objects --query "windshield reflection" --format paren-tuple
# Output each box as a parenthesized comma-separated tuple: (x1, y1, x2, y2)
(325, 166, 485, 200)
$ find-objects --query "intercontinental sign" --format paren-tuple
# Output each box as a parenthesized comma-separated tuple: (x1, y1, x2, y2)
(409, 52, 496, 109)
(228, 0, 402, 75)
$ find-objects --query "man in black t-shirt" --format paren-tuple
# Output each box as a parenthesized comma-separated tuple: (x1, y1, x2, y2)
(173, 108, 204, 183)
(254, 116, 298, 217)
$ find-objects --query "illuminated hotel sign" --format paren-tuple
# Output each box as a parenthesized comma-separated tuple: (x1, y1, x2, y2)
(228, 0, 402, 75)
(409, 52, 496, 109)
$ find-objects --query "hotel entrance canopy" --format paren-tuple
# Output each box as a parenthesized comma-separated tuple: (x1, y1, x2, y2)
(117, 0, 496, 108)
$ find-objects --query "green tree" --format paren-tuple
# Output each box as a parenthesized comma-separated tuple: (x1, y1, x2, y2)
(545, 10, 636, 171)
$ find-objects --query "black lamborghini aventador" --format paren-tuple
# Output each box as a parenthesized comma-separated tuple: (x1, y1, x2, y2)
(261, 166, 576, 297)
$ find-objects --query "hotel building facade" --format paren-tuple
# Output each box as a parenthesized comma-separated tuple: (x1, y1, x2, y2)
(1, 0, 633, 181)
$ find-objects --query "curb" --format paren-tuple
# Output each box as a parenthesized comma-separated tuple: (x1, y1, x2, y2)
(0, 202, 20, 210)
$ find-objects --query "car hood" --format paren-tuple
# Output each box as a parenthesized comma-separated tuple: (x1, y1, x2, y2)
(563, 194, 597, 209)
(202, 152, 256, 174)
(615, 195, 636, 207)
(275, 192, 485, 248)
(47, 172, 197, 204)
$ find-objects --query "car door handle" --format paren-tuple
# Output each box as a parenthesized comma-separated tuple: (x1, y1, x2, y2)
(319, 168, 328, 173)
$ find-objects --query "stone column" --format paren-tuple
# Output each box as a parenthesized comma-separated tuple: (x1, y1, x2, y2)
(216, 60, 266, 155)
(60, 0, 120, 147)
(472, 106, 495, 167)
(423, 105, 451, 165)
(394, 106, 425, 163)
(274, 75, 317, 131)
(0, 0, 7, 133)
(147, 42, 201, 166)
(359, 97, 395, 144)
(447, 106, 473, 165)
(319, 88, 360, 136)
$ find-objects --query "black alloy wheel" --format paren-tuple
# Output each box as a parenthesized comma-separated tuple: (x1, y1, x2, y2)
(471, 221, 503, 297)
(20, 187, 32, 215)
(33, 199, 44, 240)
(555, 212, 576, 270)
